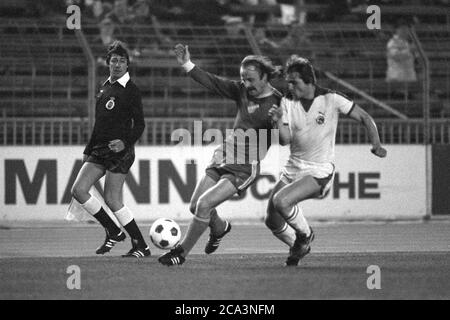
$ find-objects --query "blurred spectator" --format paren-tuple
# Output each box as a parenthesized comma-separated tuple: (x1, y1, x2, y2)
(98, 18, 115, 60)
(98, 1, 115, 47)
(385, 20, 418, 101)
(109, 0, 130, 24)
(91, 0, 104, 18)
(278, 0, 307, 25)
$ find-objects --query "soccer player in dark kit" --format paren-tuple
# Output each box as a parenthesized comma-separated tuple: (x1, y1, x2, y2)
(71, 41, 150, 258)
(159, 44, 283, 266)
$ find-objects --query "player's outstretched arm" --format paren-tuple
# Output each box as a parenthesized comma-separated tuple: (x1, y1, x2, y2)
(348, 105, 387, 158)
(173, 43, 239, 100)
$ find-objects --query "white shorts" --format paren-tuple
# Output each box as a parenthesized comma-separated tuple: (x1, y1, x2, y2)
(280, 158, 335, 199)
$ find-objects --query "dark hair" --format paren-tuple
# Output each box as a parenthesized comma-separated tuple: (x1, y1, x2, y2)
(285, 55, 316, 85)
(240, 55, 281, 81)
(106, 41, 130, 65)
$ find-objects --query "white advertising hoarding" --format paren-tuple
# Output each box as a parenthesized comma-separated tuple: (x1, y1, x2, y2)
(0, 145, 426, 221)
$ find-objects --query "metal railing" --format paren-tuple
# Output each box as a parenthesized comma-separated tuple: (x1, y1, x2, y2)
(1, 117, 449, 146)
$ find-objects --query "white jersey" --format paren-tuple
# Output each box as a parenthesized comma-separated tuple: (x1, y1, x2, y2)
(281, 86, 354, 164)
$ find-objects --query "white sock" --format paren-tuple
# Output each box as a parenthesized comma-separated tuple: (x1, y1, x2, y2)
(285, 205, 310, 236)
(272, 223, 296, 247)
(113, 205, 134, 226)
(80, 196, 102, 216)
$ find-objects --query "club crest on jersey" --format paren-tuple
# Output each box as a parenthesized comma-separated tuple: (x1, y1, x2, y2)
(105, 97, 115, 110)
(316, 112, 325, 125)
(247, 103, 260, 114)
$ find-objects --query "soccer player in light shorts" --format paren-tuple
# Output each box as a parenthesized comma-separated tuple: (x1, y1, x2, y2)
(266, 55, 387, 266)
(71, 41, 150, 258)
(158, 44, 283, 266)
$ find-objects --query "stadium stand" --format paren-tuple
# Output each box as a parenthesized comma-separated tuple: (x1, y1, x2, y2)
(0, 0, 449, 145)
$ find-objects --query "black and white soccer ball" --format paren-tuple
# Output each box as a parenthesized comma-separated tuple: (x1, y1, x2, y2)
(149, 218, 181, 250)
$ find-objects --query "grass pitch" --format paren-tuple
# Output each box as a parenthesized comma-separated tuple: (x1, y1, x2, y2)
(0, 222, 449, 300)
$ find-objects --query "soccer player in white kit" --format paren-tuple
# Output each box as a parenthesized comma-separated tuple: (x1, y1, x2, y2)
(267, 56, 387, 266)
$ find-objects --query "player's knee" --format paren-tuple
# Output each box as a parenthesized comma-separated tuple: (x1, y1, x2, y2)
(194, 201, 212, 220)
(195, 197, 214, 217)
(71, 183, 87, 202)
(272, 193, 289, 214)
(264, 214, 276, 231)
(264, 205, 279, 231)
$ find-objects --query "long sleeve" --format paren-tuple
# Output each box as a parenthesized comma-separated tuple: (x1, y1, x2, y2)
(126, 88, 145, 147)
(188, 66, 241, 101)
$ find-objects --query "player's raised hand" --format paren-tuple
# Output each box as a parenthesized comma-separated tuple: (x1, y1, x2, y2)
(173, 44, 190, 65)
(371, 145, 387, 158)
(268, 104, 283, 123)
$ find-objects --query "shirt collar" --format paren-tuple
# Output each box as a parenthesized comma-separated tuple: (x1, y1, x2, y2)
(105, 72, 130, 87)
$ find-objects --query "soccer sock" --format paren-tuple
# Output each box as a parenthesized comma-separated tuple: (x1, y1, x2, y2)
(285, 205, 311, 236)
(209, 209, 227, 236)
(123, 219, 147, 248)
(81, 196, 121, 235)
(114, 206, 147, 248)
(272, 222, 296, 247)
(180, 215, 210, 256)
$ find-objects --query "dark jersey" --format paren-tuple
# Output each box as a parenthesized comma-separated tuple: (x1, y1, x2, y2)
(188, 66, 282, 166)
(84, 74, 145, 155)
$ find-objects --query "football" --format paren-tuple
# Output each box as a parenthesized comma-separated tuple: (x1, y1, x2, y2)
(149, 218, 181, 250)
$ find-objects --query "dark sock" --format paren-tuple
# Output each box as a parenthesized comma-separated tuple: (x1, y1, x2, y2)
(123, 219, 147, 248)
(93, 208, 121, 236)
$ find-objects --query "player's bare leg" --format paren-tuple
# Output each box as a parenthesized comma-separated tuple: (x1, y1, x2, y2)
(104, 171, 150, 257)
(71, 162, 105, 204)
(272, 176, 320, 266)
(72, 163, 125, 254)
(182, 178, 237, 254)
(189, 175, 227, 235)
(189, 175, 231, 254)
(273, 176, 320, 234)
(265, 180, 296, 248)
(159, 178, 237, 266)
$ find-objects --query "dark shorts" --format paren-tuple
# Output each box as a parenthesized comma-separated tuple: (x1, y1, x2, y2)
(206, 162, 260, 195)
(86, 143, 135, 174)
